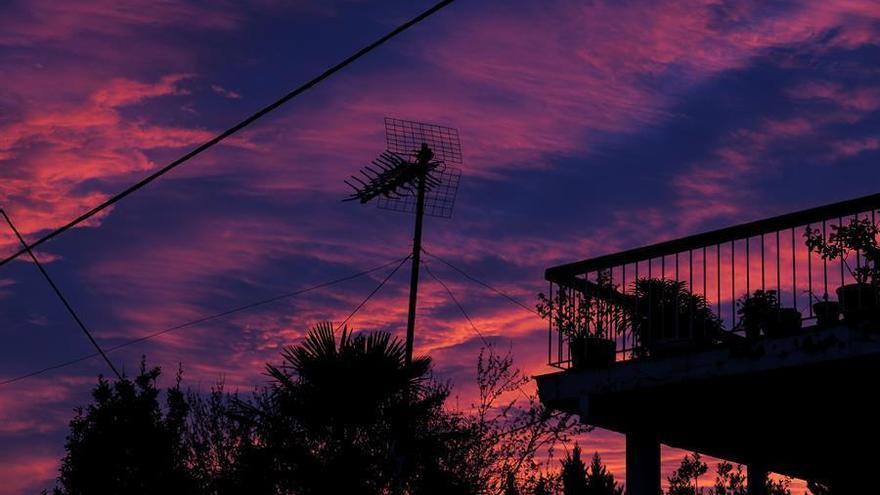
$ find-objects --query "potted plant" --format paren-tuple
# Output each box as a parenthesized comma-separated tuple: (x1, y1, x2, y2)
(809, 292, 841, 328)
(736, 290, 802, 338)
(805, 216, 880, 326)
(630, 278, 722, 356)
(736, 289, 801, 339)
(537, 272, 620, 369)
(736, 289, 776, 339)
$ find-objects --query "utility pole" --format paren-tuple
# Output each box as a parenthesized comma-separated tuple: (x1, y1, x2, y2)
(404, 144, 432, 364)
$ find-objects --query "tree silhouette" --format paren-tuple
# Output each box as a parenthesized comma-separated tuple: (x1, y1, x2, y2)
(561, 445, 588, 495)
(51, 360, 195, 495)
(712, 462, 745, 495)
(559, 446, 622, 495)
(184, 383, 255, 495)
(667, 453, 708, 495)
(765, 477, 791, 495)
(533, 474, 556, 495)
(463, 347, 586, 494)
(585, 452, 623, 495)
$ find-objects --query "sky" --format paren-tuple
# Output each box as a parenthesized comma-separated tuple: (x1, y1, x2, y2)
(1, 0, 878, 492)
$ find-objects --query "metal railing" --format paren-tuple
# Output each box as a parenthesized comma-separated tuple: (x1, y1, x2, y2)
(544, 193, 880, 369)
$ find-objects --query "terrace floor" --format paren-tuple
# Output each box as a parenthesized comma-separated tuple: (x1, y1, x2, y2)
(535, 324, 880, 487)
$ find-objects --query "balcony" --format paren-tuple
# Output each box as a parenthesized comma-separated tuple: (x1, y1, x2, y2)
(543, 192, 880, 369)
(536, 193, 880, 493)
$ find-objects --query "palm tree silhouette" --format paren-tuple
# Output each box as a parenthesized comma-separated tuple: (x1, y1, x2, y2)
(240, 322, 477, 494)
(266, 322, 432, 431)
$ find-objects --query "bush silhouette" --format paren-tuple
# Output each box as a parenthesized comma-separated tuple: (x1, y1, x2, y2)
(51, 359, 194, 495)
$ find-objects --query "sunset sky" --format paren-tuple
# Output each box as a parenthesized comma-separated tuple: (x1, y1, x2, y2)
(1, 0, 879, 492)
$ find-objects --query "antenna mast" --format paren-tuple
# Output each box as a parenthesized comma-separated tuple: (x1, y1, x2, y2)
(344, 118, 462, 364)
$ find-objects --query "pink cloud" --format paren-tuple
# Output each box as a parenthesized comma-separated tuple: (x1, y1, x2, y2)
(0, 73, 254, 256)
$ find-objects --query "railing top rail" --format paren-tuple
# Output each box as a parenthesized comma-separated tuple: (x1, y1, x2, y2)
(546, 192, 880, 283)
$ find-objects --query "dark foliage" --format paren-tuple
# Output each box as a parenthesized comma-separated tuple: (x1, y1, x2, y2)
(736, 289, 779, 338)
(631, 279, 722, 355)
(561, 444, 588, 495)
(51, 359, 195, 495)
(667, 456, 792, 495)
(667, 452, 708, 495)
(184, 383, 255, 495)
(584, 452, 623, 495)
(805, 216, 880, 284)
(49, 324, 585, 495)
(712, 462, 745, 495)
(236, 322, 480, 494)
(558, 446, 622, 495)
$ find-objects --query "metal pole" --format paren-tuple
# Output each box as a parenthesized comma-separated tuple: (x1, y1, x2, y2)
(405, 145, 430, 365)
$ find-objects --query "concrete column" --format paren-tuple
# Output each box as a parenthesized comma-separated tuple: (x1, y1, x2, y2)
(626, 431, 660, 495)
(747, 464, 767, 495)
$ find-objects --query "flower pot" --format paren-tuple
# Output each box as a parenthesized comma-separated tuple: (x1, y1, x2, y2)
(569, 336, 616, 369)
(812, 301, 841, 327)
(765, 308, 802, 338)
(836, 283, 880, 325)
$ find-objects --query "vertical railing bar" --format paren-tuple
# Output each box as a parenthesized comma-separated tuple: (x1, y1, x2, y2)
(675, 253, 680, 341)
(732, 240, 736, 329)
(634, 260, 640, 359)
(761, 233, 766, 292)
(689, 250, 694, 338)
(608, 268, 613, 354)
(856, 212, 862, 275)
(716, 244, 721, 323)
(662, 256, 666, 344)
(548, 280, 553, 365)
(555, 282, 563, 365)
(791, 228, 797, 310)
(702, 246, 707, 336)
(808, 223, 814, 317)
(746, 237, 751, 296)
(702, 246, 707, 299)
(839, 217, 845, 290)
(855, 213, 862, 311)
(776, 230, 781, 308)
(823, 220, 828, 298)
(621, 264, 626, 359)
(648, 258, 653, 355)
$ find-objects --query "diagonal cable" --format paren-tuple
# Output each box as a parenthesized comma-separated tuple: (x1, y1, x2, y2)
(0, 255, 409, 386)
(0, 209, 122, 379)
(421, 248, 540, 316)
(0, 0, 456, 269)
(421, 259, 534, 402)
(335, 255, 411, 331)
(421, 259, 491, 347)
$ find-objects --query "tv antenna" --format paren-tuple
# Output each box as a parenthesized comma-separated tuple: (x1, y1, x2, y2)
(344, 117, 462, 364)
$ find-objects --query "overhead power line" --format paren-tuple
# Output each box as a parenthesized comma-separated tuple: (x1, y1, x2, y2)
(0, 0, 456, 269)
(0, 255, 409, 386)
(0, 209, 122, 380)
